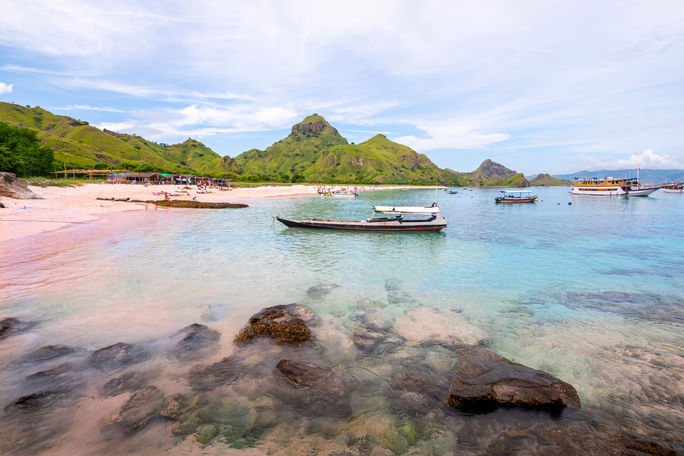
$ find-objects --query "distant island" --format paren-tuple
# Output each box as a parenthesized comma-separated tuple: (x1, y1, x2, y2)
(0, 102, 573, 186)
(528, 173, 571, 186)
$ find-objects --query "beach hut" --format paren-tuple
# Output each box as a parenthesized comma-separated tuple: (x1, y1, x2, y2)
(125, 172, 161, 184)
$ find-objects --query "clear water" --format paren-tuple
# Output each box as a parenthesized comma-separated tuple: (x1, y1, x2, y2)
(1, 188, 682, 454)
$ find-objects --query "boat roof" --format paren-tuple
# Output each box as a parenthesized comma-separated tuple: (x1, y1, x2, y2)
(373, 205, 439, 214)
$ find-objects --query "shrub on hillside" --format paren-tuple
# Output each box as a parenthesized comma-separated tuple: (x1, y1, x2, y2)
(0, 122, 54, 176)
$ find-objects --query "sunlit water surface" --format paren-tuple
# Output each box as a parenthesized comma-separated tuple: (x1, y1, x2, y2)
(1, 188, 682, 455)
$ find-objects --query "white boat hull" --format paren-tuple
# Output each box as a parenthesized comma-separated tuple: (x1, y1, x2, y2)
(662, 188, 684, 193)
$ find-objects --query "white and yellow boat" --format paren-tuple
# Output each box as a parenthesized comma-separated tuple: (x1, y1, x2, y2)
(571, 175, 660, 197)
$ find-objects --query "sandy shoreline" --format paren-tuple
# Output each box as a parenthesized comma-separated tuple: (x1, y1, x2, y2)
(0, 183, 443, 242)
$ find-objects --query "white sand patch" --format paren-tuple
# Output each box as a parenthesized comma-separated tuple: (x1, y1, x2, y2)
(394, 307, 486, 346)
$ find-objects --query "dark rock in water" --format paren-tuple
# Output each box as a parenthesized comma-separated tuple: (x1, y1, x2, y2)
(89, 342, 150, 369)
(275, 359, 351, 417)
(170, 323, 220, 359)
(188, 356, 241, 391)
(617, 431, 680, 456)
(385, 279, 401, 292)
(353, 329, 405, 355)
(566, 291, 684, 324)
(306, 283, 339, 299)
(101, 371, 150, 397)
(106, 386, 167, 434)
(17, 344, 83, 364)
(5, 390, 66, 412)
(25, 363, 71, 382)
(0, 317, 37, 341)
(235, 304, 313, 344)
(389, 362, 449, 415)
(448, 347, 580, 411)
(0, 172, 42, 199)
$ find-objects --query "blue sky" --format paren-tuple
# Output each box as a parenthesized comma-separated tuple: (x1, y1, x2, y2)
(0, 0, 683, 174)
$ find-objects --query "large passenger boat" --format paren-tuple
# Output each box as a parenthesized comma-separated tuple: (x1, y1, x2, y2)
(571, 173, 660, 197)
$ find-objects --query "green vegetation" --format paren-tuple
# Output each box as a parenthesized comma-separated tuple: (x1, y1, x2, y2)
(0, 102, 231, 176)
(0, 103, 534, 186)
(450, 159, 530, 187)
(21, 176, 101, 187)
(230, 115, 460, 185)
(0, 122, 54, 177)
(529, 173, 570, 186)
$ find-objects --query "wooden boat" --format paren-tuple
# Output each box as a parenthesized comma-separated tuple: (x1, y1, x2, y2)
(662, 183, 683, 193)
(275, 205, 446, 231)
(495, 190, 538, 203)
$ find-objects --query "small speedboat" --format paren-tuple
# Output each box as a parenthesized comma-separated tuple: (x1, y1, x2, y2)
(662, 183, 683, 193)
(495, 190, 538, 203)
(275, 205, 446, 231)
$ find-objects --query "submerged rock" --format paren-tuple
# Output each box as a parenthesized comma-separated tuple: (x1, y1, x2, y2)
(101, 371, 150, 397)
(235, 304, 313, 344)
(5, 390, 66, 412)
(0, 172, 42, 199)
(107, 386, 167, 434)
(389, 362, 450, 415)
(25, 363, 71, 382)
(448, 348, 580, 411)
(275, 359, 351, 417)
(170, 323, 220, 359)
(188, 356, 241, 391)
(306, 283, 339, 299)
(0, 317, 37, 341)
(89, 342, 150, 369)
(353, 329, 405, 355)
(17, 344, 83, 364)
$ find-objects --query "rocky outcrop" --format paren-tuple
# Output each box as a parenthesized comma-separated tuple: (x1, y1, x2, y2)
(188, 356, 241, 391)
(0, 317, 37, 341)
(234, 304, 313, 344)
(17, 345, 83, 364)
(275, 359, 351, 417)
(0, 172, 42, 199)
(290, 114, 341, 137)
(448, 348, 580, 411)
(101, 371, 150, 397)
(170, 323, 220, 359)
(306, 283, 339, 299)
(88, 342, 150, 369)
(107, 386, 167, 434)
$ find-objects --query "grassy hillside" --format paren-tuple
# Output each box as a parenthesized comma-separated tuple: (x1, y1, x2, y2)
(0, 102, 230, 175)
(529, 173, 570, 186)
(231, 114, 459, 184)
(448, 159, 530, 187)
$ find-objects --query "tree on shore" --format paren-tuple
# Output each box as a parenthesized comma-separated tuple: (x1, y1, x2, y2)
(0, 122, 54, 176)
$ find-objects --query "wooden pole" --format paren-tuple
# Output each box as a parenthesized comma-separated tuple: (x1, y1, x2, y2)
(53, 164, 57, 179)
(63, 162, 67, 180)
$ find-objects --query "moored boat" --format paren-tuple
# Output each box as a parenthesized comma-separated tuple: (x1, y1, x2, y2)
(571, 170, 661, 197)
(275, 205, 446, 231)
(662, 182, 684, 193)
(495, 190, 538, 203)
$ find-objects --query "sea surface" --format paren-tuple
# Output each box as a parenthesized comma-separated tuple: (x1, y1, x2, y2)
(1, 187, 682, 455)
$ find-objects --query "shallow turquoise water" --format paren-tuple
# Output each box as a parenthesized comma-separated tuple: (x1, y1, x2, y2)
(0, 187, 682, 453)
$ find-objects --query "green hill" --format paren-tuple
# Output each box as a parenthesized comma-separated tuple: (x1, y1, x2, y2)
(529, 173, 570, 186)
(0, 103, 534, 186)
(447, 159, 529, 187)
(230, 115, 459, 184)
(0, 102, 230, 174)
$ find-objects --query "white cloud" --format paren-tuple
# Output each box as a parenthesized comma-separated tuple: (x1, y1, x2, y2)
(571, 149, 684, 170)
(616, 148, 683, 168)
(0, 82, 13, 94)
(50, 104, 124, 112)
(394, 121, 510, 151)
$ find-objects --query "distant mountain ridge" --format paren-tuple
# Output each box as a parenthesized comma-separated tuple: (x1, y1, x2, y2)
(554, 169, 684, 183)
(447, 159, 529, 187)
(528, 173, 570, 186)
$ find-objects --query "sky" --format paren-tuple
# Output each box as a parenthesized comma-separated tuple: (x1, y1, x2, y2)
(0, 0, 683, 174)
